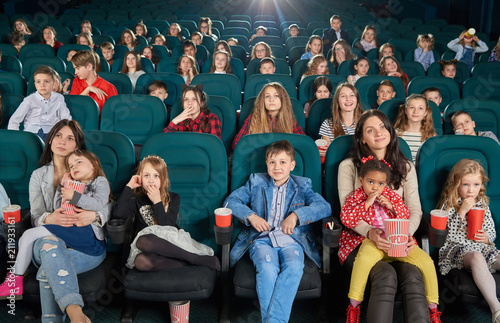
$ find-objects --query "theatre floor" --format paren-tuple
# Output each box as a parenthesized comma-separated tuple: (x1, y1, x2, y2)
(0, 288, 493, 322)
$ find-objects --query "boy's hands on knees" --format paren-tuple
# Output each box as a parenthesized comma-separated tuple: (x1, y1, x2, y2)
(127, 175, 142, 189)
(378, 195, 394, 212)
(474, 230, 490, 244)
(458, 197, 475, 221)
(365, 192, 378, 210)
(282, 212, 298, 235)
(248, 214, 270, 232)
(368, 228, 390, 253)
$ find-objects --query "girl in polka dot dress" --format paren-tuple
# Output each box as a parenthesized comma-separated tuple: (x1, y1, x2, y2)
(342, 157, 440, 322)
(438, 159, 500, 322)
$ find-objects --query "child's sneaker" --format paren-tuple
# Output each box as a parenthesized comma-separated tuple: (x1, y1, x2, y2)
(346, 303, 361, 323)
(429, 308, 442, 323)
(0, 274, 23, 300)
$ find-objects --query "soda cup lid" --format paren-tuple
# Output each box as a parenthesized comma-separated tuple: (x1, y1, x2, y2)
(315, 139, 328, 147)
(2, 204, 21, 212)
(215, 207, 231, 215)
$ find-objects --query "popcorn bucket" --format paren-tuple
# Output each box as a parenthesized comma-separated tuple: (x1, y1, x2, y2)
(169, 300, 190, 323)
(62, 180, 86, 214)
(384, 219, 410, 257)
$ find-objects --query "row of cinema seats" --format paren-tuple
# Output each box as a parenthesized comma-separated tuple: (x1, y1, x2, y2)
(1, 127, 500, 321)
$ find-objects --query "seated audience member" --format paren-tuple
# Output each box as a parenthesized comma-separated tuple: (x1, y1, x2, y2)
(224, 139, 330, 323)
(8, 66, 71, 141)
(227, 38, 239, 46)
(251, 42, 273, 61)
(439, 59, 463, 91)
(371, 80, 396, 109)
(163, 84, 221, 140)
(135, 20, 151, 43)
(330, 39, 357, 69)
(39, 26, 63, 54)
(422, 87, 442, 108)
(177, 54, 198, 85)
(11, 32, 25, 53)
(451, 110, 500, 144)
(232, 82, 305, 150)
(191, 31, 203, 46)
(80, 20, 92, 35)
(322, 14, 348, 55)
(141, 45, 160, 68)
(152, 34, 166, 46)
(70, 50, 118, 112)
(356, 25, 379, 56)
(120, 51, 146, 91)
(379, 55, 409, 91)
(209, 51, 232, 74)
(215, 40, 233, 57)
(119, 29, 138, 51)
(78, 32, 98, 50)
(149, 80, 171, 120)
(250, 26, 267, 44)
(301, 35, 323, 60)
(183, 40, 204, 68)
(260, 57, 276, 75)
(303, 76, 332, 118)
(301, 55, 329, 82)
(100, 42, 115, 69)
(198, 17, 218, 41)
(288, 24, 300, 37)
(12, 18, 32, 35)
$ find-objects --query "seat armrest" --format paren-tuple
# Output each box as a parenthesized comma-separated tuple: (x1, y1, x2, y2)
(106, 216, 134, 245)
(214, 225, 233, 274)
(417, 214, 448, 254)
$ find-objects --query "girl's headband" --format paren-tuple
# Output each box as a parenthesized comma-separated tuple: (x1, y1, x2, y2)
(361, 155, 391, 168)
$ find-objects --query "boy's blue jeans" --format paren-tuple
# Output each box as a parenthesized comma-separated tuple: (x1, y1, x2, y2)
(32, 235, 106, 323)
(249, 237, 304, 323)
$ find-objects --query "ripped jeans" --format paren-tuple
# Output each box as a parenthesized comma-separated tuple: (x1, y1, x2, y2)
(249, 237, 304, 323)
(32, 235, 106, 323)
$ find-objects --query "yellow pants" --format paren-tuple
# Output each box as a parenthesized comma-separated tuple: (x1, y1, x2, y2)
(348, 239, 439, 304)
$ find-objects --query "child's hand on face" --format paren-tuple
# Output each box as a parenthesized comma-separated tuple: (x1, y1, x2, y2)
(126, 175, 141, 189)
(172, 106, 195, 124)
(474, 230, 490, 244)
(458, 197, 475, 220)
(282, 212, 298, 235)
(365, 191, 379, 209)
(248, 213, 270, 232)
(472, 36, 479, 42)
(62, 79, 71, 92)
(388, 71, 402, 77)
(378, 195, 394, 212)
(146, 184, 162, 204)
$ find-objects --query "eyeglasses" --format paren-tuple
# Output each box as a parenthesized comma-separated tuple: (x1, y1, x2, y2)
(255, 49, 266, 53)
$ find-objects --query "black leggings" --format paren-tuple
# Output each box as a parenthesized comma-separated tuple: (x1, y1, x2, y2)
(133, 234, 220, 271)
(344, 246, 429, 323)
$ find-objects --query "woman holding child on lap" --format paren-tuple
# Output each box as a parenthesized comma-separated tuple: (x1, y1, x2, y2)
(338, 110, 442, 323)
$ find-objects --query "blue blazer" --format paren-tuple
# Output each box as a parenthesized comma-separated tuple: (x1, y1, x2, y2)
(225, 173, 331, 268)
(322, 28, 349, 55)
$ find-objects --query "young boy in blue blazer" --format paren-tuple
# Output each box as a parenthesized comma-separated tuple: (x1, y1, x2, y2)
(225, 140, 331, 323)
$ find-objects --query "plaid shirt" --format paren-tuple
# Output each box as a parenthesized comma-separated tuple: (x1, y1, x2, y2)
(163, 110, 222, 140)
(232, 114, 305, 150)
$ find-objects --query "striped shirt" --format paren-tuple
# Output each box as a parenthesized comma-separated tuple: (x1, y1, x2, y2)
(318, 118, 356, 140)
(398, 131, 422, 161)
(258, 180, 295, 247)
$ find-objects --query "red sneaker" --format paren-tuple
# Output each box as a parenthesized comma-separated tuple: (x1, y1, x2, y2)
(0, 274, 23, 300)
(346, 303, 361, 323)
(429, 308, 442, 323)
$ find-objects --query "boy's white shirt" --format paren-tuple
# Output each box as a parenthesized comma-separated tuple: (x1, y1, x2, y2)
(8, 91, 72, 133)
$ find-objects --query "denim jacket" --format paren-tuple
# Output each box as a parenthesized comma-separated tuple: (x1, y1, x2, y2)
(225, 173, 331, 268)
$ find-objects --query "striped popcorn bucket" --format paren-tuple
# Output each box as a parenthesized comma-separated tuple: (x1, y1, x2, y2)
(62, 180, 86, 214)
(169, 300, 190, 323)
(384, 219, 410, 257)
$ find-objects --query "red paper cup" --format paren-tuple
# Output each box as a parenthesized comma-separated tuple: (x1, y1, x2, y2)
(2, 205, 21, 223)
(430, 209, 448, 230)
(467, 207, 485, 240)
(169, 300, 190, 323)
(215, 207, 232, 227)
(315, 139, 328, 164)
(384, 219, 410, 257)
